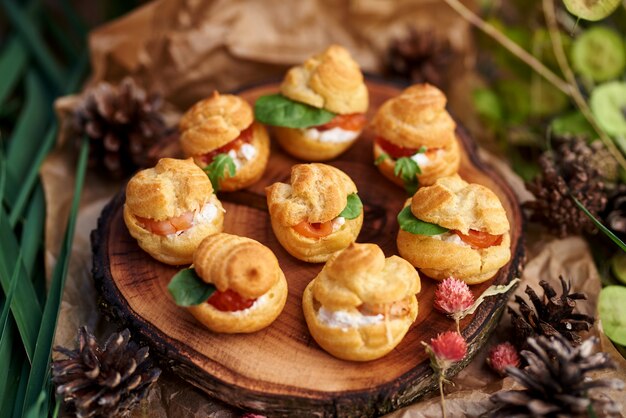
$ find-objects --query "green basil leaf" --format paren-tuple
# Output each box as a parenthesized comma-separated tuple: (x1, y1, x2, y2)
(168, 268, 216, 307)
(203, 153, 236, 192)
(254, 94, 335, 128)
(338, 193, 362, 220)
(374, 153, 389, 166)
(397, 206, 449, 235)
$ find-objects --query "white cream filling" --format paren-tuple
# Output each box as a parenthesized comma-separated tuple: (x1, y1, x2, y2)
(331, 216, 346, 232)
(430, 231, 471, 248)
(227, 143, 257, 170)
(317, 306, 384, 330)
(223, 293, 269, 316)
(303, 127, 360, 143)
(409, 149, 444, 168)
(169, 203, 218, 238)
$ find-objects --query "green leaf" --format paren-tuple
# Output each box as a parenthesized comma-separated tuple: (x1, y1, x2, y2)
(338, 193, 362, 220)
(203, 153, 236, 192)
(0, 36, 28, 106)
(2, 0, 65, 90)
(590, 81, 626, 137)
(21, 137, 89, 411)
(167, 268, 216, 307)
(394, 157, 421, 195)
(6, 72, 49, 190)
(610, 252, 626, 285)
(20, 185, 45, 277)
(23, 390, 46, 418)
(563, 0, 621, 21)
(397, 206, 449, 235)
(572, 195, 626, 252)
(254, 94, 335, 128)
(11, 364, 29, 418)
(571, 27, 626, 82)
(0, 253, 22, 408)
(550, 111, 596, 139)
(0, 207, 42, 361)
(598, 286, 626, 345)
(374, 153, 389, 166)
(472, 87, 503, 123)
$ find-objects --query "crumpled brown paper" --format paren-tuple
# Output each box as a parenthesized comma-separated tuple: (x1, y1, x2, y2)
(42, 0, 625, 416)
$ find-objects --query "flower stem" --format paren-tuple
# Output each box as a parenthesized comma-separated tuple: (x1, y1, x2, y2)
(455, 318, 460, 334)
(439, 372, 447, 418)
(441, 0, 570, 95)
(542, 0, 626, 171)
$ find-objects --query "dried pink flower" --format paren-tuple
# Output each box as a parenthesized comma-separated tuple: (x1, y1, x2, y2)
(422, 331, 468, 418)
(429, 331, 468, 363)
(435, 277, 475, 315)
(241, 414, 266, 418)
(486, 342, 520, 377)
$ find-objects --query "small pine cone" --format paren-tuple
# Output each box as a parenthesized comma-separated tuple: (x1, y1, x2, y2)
(52, 327, 161, 418)
(508, 277, 594, 349)
(72, 77, 169, 178)
(524, 137, 607, 237)
(489, 335, 624, 417)
(386, 27, 454, 88)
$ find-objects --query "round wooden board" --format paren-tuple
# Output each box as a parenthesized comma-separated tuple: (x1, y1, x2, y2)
(92, 79, 525, 417)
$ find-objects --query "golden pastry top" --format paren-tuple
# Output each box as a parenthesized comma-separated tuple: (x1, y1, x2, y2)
(179, 91, 254, 155)
(266, 163, 357, 225)
(312, 243, 421, 310)
(371, 83, 456, 148)
(193, 233, 280, 299)
(280, 45, 368, 115)
(410, 174, 509, 235)
(125, 158, 214, 221)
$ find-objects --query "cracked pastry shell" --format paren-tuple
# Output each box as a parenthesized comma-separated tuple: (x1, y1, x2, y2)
(179, 91, 269, 191)
(371, 83, 460, 186)
(265, 163, 363, 263)
(396, 175, 511, 284)
(302, 243, 420, 361)
(124, 158, 224, 265)
(187, 233, 288, 333)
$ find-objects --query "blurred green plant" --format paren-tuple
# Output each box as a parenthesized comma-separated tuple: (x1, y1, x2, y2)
(0, 1, 148, 416)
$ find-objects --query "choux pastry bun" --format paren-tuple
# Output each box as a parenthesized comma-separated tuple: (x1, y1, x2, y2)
(187, 233, 288, 333)
(396, 174, 511, 284)
(302, 243, 421, 361)
(124, 158, 224, 265)
(266, 163, 363, 263)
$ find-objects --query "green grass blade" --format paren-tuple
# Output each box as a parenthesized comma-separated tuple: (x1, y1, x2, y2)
(20, 184, 45, 277)
(572, 195, 626, 252)
(43, 17, 79, 61)
(22, 137, 88, 411)
(0, 253, 22, 410)
(0, 207, 42, 361)
(6, 71, 49, 193)
(60, 0, 88, 38)
(0, 325, 24, 417)
(1, 0, 65, 90)
(11, 363, 29, 418)
(23, 390, 46, 418)
(0, 36, 28, 106)
(8, 123, 55, 227)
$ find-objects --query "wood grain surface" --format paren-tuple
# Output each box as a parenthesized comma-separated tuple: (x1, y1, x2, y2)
(92, 80, 525, 417)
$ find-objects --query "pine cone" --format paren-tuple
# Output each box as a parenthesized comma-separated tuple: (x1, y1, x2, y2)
(508, 277, 594, 349)
(524, 138, 607, 237)
(386, 28, 453, 88)
(489, 335, 624, 417)
(72, 77, 169, 178)
(52, 327, 161, 418)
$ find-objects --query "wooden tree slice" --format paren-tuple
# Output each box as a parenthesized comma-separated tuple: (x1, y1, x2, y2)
(92, 80, 525, 417)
